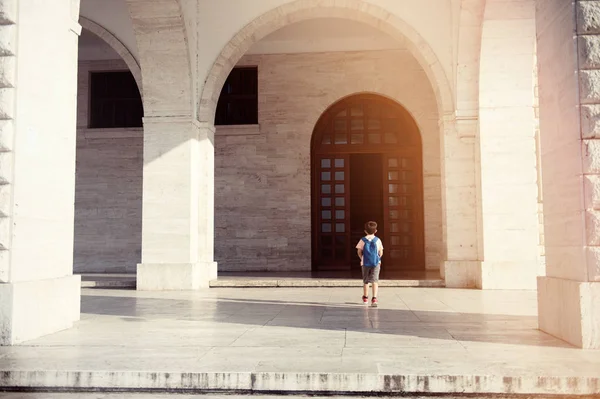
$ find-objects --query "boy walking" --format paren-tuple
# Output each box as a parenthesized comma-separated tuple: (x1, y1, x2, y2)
(356, 221, 383, 307)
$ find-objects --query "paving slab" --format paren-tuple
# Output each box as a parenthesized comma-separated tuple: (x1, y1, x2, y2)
(0, 287, 599, 396)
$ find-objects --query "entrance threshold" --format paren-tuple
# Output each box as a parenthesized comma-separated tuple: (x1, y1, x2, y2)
(77, 272, 445, 289)
(210, 271, 444, 288)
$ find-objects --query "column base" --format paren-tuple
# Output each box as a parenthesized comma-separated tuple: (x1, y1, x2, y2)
(538, 277, 600, 349)
(442, 260, 481, 288)
(0, 275, 81, 345)
(137, 262, 218, 290)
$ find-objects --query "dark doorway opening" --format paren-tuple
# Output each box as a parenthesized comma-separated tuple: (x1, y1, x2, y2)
(350, 153, 384, 274)
(311, 93, 426, 276)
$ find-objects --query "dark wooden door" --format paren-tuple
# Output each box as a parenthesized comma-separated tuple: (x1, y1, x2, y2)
(382, 154, 425, 271)
(314, 155, 350, 270)
(311, 94, 425, 272)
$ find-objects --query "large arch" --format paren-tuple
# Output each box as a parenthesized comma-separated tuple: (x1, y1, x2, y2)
(79, 16, 143, 95)
(197, 0, 454, 124)
(213, 50, 444, 273)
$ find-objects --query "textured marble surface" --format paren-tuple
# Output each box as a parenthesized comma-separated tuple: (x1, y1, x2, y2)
(0, 287, 599, 395)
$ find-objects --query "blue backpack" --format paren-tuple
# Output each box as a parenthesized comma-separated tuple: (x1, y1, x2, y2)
(362, 237, 380, 267)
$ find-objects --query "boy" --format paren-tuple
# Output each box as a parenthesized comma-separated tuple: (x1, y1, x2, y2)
(356, 221, 383, 307)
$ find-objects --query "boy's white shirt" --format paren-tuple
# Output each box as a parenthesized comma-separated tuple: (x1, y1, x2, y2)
(355, 234, 384, 266)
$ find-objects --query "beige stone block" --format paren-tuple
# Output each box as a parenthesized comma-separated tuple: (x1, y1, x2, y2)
(482, 19, 536, 40)
(538, 277, 600, 349)
(479, 106, 536, 135)
(545, 244, 588, 282)
(582, 139, 600, 173)
(578, 35, 600, 70)
(0, 184, 10, 218)
(0, 88, 14, 119)
(480, 260, 538, 290)
(0, 0, 17, 24)
(577, 1, 600, 35)
(584, 174, 600, 210)
(579, 70, 600, 104)
(585, 246, 600, 282)
(482, 230, 539, 262)
(0, 119, 13, 151)
(586, 210, 600, 246)
(581, 104, 600, 139)
(544, 210, 585, 248)
(0, 56, 15, 88)
(0, 24, 16, 57)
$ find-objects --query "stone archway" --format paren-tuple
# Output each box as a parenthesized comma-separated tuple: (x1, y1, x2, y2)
(198, 0, 454, 123)
(201, 0, 484, 287)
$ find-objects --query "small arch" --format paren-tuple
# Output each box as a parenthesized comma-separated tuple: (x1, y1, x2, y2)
(310, 93, 426, 274)
(79, 16, 143, 95)
(198, 0, 454, 124)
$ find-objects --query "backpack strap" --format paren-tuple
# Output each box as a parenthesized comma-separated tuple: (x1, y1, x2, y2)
(361, 237, 369, 244)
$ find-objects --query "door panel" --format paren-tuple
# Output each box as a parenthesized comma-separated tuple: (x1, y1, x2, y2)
(382, 154, 424, 269)
(315, 155, 350, 270)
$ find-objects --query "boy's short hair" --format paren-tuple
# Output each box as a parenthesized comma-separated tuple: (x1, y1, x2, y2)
(364, 221, 378, 235)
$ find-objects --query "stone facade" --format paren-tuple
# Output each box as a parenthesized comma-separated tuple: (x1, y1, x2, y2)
(215, 50, 442, 272)
(1, 0, 599, 348)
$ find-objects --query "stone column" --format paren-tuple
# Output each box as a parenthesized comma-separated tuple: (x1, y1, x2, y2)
(536, 0, 600, 349)
(136, 118, 217, 290)
(0, 0, 81, 345)
(478, 0, 540, 290)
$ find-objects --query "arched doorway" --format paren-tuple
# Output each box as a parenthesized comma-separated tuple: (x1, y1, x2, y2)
(311, 94, 425, 277)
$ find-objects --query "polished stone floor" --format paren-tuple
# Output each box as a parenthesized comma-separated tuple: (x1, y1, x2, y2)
(1, 287, 598, 376)
(0, 288, 600, 389)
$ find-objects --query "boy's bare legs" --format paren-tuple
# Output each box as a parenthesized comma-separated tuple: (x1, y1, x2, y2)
(363, 284, 369, 297)
(372, 283, 379, 298)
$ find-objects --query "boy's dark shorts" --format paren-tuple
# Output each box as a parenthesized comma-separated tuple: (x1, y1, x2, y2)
(361, 265, 381, 284)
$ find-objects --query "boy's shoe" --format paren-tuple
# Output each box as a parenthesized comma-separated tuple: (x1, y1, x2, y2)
(362, 296, 368, 304)
(371, 297, 378, 307)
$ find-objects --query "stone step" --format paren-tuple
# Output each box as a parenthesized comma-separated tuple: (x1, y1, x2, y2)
(79, 274, 136, 289)
(209, 279, 445, 288)
(1, 370, 598, 396)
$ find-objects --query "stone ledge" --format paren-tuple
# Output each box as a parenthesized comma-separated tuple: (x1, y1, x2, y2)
(0, 371, 598, 395)
(216, 124, 261, 136)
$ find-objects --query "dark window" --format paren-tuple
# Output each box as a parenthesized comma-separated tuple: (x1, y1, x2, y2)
(215, 67, 258, 125)
(89, 71, 143, 128)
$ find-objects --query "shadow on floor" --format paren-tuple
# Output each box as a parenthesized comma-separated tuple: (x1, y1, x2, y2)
(80, 293, 570, 349)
